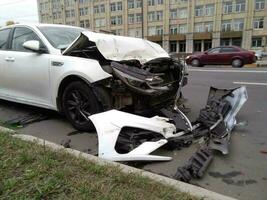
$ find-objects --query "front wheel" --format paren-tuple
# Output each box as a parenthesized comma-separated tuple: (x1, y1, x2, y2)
(191, 59, 200, 67)
(62, 81, 102, 131)
(232, 59, 243, 68)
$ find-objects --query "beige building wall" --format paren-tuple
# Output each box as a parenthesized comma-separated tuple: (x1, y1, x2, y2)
(37, 0, 267, 52)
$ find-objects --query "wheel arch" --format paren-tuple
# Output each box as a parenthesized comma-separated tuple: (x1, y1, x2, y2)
(56, 75, 92, 113)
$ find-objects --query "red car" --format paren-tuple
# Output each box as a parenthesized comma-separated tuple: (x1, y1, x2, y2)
(186, 46, 256, 68)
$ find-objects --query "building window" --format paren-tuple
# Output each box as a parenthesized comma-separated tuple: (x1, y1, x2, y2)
(94, 6, 99, 14)
(221, 38, 230, 46)
(204, 22, 213, 32)
(179, 24, 187, 33)
(95, 18, 106, 28)
(148, 26, 163, 36)
(195, 6, 204, 17)
(170, 25, 178, 34)
(170, 41, 177, 53)
(205, 4, 215, 16)
(128, 28, 142, 37)
(236, 0, 246, 12)
(128, 14, 134, 24)
(136, 0, 142, 8)
(80, 20, 90, 28)
(232, 38, 242, 47)
(252, 37, 262, 47)
(178, 8, 187, 18)
(221, 20, 231, 32)
(255, 0, 265, 10)
(128, 0, 134, 9)
(148, 11, 163, 21)
(100, 4, 105, 13)
(223, 2, 233, 14)
(179, 41, 186, 52)
(204, 40, 212, 51)
(170, 9, 178, 19)
(79, 7, 88, 16)
(136, 13, 142, 23)
(117, 2, 122, 10)
(156, 26, 163, 35)
(111, 16, 123, 26)
(193, 40, 202, 52)
(148, 0, 164, 6)
(110, 3, 116, 11)
(148, 0, 155, 6)
(111, 29, 123, 36)
(254, 18, 264, 29)
(194, 23, 204, 32)
(233, 19, 244, 31)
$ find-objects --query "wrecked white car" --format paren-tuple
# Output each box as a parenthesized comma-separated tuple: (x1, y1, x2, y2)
(0, 24, 187, 131)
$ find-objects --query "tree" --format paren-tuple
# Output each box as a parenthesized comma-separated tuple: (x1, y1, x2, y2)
(6, 21, 15, 26)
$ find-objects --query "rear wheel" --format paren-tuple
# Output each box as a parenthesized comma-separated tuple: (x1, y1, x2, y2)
(232, 59, 243, 68)
(62, 81, 102, 131)
(191, 59, 200, 67)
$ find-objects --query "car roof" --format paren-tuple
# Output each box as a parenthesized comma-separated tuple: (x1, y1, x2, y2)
(0, 23, 85, 31)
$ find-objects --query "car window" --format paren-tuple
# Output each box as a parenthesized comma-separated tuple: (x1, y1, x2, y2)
(208, 48, 220, 54)
(221, 47, 239, 53)
(38, 26, 84, 50)
(0, 29, 11, 50)
(11, 27, 42, 52)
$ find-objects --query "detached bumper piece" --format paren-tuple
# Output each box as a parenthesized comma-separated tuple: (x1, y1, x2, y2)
(173, 148, 213, 183)
(88, 86, 247, 180)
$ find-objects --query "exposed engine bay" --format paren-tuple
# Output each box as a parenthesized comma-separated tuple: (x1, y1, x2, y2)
(63, 34, 186, 113)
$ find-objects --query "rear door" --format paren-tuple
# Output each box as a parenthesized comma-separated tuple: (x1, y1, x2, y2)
(219, 47, 239, 64)
(3, 27, 52, 106)
(0, 28, 12, 95)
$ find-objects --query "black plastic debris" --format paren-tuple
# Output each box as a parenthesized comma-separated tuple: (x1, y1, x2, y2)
(173, 148, 213, 183)
(4, 113, 49, 127)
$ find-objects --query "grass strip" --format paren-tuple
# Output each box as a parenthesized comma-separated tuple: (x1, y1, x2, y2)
(0, 132, 198, 200)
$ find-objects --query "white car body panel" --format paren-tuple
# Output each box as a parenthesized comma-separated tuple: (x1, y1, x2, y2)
(89, 110, 177, 161)
(0, 24, 112, 110)
(64, 31, 170, 64)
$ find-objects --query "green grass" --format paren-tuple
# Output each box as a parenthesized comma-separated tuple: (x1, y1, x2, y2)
(0, 133, 198, 200)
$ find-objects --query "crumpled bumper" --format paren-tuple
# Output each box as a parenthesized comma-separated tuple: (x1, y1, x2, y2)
(89, 86, 248, 161)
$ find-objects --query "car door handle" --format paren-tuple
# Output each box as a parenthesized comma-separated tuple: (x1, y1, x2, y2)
(5, 57, 15, 62)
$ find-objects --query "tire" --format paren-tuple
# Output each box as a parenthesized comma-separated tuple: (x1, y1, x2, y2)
(62, 81, 102, 131)
(232, 59, 243, 68)
(191, 59, 200, 67)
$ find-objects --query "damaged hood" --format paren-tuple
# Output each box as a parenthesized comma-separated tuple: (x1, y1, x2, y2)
(63, 31, 169, 64)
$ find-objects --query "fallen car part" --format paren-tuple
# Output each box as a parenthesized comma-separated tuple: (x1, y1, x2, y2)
(173, 148, 214, 183)
(198, 86, 248, 154)
(89, 86, 247, 162)
(89, 109, 177, 161)
(4, 113, 49, 127)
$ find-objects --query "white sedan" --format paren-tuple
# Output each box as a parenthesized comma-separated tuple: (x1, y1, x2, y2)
(0, 24, 185, 131)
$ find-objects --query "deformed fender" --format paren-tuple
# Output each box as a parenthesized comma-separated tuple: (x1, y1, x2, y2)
(89, 110, 177, 161)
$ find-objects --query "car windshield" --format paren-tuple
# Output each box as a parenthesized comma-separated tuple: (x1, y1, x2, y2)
(38, 26, 84, 50)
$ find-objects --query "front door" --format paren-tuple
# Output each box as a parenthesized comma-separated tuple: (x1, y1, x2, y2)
(3, 27, 52, 106)
(205, 47, 221, 64)
(0, 28, 11, 96)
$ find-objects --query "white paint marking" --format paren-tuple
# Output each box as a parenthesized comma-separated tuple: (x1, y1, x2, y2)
(233, 81, 267, 86)
(189, 69, 267, 73)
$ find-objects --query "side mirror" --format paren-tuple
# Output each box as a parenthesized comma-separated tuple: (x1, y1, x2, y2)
(23, 40, 47, 53)
(204, 51, 208, 54)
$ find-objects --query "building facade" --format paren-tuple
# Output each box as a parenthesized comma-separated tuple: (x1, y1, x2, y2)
(37, 0, 267, 52)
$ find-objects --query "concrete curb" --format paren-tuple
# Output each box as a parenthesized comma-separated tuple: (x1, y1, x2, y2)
(0, 126, 16, 134)
(4, 132, 237, 200)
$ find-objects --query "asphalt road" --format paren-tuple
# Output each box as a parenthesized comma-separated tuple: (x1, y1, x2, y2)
(0, 66, 266, 200)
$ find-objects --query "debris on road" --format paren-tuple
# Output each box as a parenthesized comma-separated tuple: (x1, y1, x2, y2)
(3, 113, 49, 128)
(174, 148, 213, 182)
(88, 86, 248, 182)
